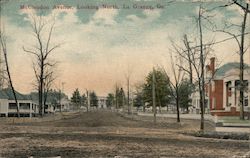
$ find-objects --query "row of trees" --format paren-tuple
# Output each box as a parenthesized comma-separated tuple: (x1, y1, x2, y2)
(133, 68, 193, 122)
(106, 86, 129, 110)
(71, 88, 98, 109)
(105, 68, 193, 116)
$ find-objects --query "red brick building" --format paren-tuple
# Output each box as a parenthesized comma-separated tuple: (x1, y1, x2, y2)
(205, 58, 250, 116)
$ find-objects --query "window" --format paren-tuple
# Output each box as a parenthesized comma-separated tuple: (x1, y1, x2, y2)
(19, 103, 30, 109)
(244, 97, 248, 107)
(9, 103, 17, 109)
(211, 81, 215, 92)
(204, 99, 208, 108)
(212, 98, 216, 109)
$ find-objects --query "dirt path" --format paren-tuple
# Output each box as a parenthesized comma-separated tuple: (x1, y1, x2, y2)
(0, 111, 249, 157)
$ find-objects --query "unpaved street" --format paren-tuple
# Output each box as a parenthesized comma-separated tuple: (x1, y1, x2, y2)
(0, 111, 249, 157)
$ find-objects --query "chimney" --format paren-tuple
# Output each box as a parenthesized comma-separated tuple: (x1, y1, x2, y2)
(210, 57, 215, 76)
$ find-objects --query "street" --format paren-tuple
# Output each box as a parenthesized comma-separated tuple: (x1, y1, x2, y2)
(0, 111, 249, 157)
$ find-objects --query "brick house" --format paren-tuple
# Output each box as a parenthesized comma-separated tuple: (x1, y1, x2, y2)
(205, 58, 250, 116)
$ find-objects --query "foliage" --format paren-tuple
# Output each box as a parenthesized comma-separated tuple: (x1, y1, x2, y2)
(115, 87, 125, 108)
(133, 91, 144, 109)
(106, 93, 114, 108)
(71, 88, 81, 106)
(49, 89, 66, 105)
(81, 94, 87, 107)
(178, 80, 194, 111)
(90, 91, 98, 107)
(142, 69, 171, 108)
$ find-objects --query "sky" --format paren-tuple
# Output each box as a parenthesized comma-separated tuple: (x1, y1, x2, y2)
(0, 0, 249, 97)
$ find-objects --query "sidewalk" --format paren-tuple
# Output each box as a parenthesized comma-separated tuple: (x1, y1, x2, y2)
(137, 112, 250, 133)
(137, 112, 215, 122)
(216, 127, 250, 133)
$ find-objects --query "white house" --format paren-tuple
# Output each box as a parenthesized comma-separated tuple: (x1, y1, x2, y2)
(0, 88, 34, 117)
(97, 96, 107, 109)
(30, 91, 70, 113)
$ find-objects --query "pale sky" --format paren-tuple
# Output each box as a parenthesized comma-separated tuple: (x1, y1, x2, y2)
(0, 0, 249, 97)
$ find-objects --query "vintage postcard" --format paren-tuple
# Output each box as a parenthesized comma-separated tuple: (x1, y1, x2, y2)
(0, 0, 250, 157)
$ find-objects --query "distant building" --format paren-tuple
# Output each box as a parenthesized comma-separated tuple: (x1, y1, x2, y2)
(192, 57, 250, 116)
(0, 88, 34, 117)
(97, 96, 107, 109)
(30, 91, 70, 113)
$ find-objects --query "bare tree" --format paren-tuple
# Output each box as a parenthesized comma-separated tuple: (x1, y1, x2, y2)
(0, 31, 20, 117)
(23, 15, 60, 117)
(124, 65, 133, 114)
(162, 52, 185, 123)
(197, 5, 206, 131)
(232, 0, 250, 13)
(43, 70, 56, 112)
(213, 1, 249, 120)
(174, 4, 216, 131)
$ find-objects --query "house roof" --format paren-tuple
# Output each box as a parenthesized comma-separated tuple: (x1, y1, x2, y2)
(214, 62, 249, 77)
(0, 88, 31, 100)
(30, 91, 68, 105)
(0, 90, 8, 99)
(30, 92, 57, 104)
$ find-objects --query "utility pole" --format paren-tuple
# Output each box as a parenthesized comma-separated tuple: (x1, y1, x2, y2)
(59, 89, 61, 112)
(198, 6, 205, 131)
(152, 67, 156, 124)
(61, 82, 65, 112)
(115, 84, 118, 111)
(86, 89, 89, 112)
(127, 77, 130, 114)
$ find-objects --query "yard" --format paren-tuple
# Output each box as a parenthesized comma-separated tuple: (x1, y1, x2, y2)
(0, 111, 249, 157)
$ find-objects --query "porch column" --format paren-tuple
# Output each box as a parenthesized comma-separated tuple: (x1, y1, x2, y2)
(248, 79, 250, 107)
(231, 81, 236, 107)
(29, 103, 32, 118)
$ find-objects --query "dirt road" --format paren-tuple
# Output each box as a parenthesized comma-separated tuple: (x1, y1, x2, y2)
(0, 111, 249, 157)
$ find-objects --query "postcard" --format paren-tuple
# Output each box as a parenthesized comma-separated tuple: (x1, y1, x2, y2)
(0, 0, 249, 157)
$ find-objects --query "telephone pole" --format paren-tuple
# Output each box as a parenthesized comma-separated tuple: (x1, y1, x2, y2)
(152, 67, 156, 124)
(86, 89, 90, 112)
(127, 77, 130, 114)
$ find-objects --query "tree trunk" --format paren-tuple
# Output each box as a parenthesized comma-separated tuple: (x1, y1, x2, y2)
(239, 4, 248, 120)
(198, 6, 205, 132)
(3, 51, 20, 117)
(176, 88, 180, 122)
(39, 60, 44, 117)
(0, 36, 20, 118)
(199, 80, 204, 131)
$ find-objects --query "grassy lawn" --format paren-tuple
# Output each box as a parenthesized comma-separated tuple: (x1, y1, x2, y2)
(219, 116, 250, 124)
